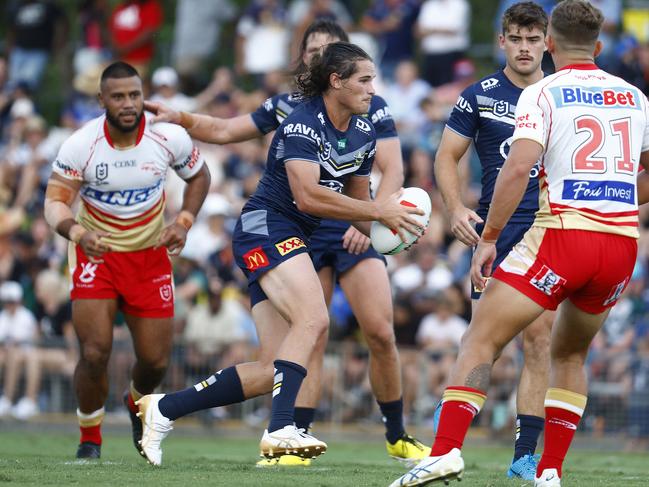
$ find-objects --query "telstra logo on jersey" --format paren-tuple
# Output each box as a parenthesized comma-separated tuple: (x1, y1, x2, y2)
(552, 86, 641, 110)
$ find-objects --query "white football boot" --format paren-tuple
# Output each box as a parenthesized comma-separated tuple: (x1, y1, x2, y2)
(136, 394, 174, 466)
(535, 468, 561, 487)
(259, 425, 327, 459)
(388, 448, 464, 487)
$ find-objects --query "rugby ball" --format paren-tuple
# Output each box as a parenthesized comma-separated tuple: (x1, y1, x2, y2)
(370, 187, 432, 255)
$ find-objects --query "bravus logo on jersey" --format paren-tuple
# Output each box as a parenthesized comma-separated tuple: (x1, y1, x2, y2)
(283, 123, 323, 146)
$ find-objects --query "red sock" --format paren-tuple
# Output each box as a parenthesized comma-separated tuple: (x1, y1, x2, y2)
(430, 386, 486, 457)
(537, 407, 582, 477)
(80, 424, 102, 445)
(126, 393, 138, 414)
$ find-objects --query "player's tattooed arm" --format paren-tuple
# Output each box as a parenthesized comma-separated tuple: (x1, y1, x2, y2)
(464, 363, 491, 391)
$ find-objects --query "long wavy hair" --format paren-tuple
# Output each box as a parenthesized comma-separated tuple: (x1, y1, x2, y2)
(294, 42, 372, 99)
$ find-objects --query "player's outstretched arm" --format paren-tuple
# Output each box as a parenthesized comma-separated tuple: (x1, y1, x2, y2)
(156, 164, 211, 255)
(144, 100, 262, 145)
(435, 127, 483, 246)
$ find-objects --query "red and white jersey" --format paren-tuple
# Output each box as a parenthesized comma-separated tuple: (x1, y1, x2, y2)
(52, 114, 204, 251)
(513, 64, 649, 238)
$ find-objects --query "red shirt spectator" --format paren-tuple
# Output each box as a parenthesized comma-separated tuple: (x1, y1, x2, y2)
(109, 0, 163, 71)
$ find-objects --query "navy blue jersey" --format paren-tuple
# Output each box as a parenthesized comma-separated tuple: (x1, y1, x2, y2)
(446, 70, 540, 224)
(245, 96, 377, 234)
(251, 92, 397, 140)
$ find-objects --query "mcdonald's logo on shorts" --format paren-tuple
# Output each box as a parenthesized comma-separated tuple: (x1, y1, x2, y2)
(243, 246, 270, 271)
(275, 237, 306, 256)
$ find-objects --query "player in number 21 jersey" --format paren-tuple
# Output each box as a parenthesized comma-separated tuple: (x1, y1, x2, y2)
(391, 2, 649, 486)
(513, 67, 647, 237)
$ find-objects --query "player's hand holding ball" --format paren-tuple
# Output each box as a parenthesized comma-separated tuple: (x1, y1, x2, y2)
(371, 187, 431, 255)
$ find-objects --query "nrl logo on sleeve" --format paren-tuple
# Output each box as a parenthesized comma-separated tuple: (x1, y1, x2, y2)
(355, 118, 372, 133)
(275, 236, 306, 256)
(264, 98, 273, 111)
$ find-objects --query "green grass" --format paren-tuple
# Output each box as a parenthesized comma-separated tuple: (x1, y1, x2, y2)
(0, 430, 647, 486)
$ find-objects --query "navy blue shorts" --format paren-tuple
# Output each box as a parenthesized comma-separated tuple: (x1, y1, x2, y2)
(232, 209, 311, 306)
(471, 221, 531, 300)
(310, 219, 385, 274)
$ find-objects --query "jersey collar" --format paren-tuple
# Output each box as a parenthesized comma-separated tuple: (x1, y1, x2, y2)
(559, 63, 599, 71)
(103, 115, 146, 149)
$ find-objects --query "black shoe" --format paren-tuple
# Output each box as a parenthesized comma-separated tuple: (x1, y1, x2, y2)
(76, 441, 101, 459)
(123, 391, 144, 456)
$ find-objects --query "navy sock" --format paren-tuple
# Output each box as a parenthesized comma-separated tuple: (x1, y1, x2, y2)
(294, 407, 316, 433)
(378, 398, 406, 444)
(267, 360, 307, 433)
(158, 366, 245, 421)
(513, 414, 545, 461)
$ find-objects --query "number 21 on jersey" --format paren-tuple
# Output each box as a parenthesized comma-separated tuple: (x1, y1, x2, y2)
(572, 115, 633, 175)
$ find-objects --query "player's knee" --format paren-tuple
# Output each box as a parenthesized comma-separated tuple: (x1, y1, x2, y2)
(305, 309, 330, 341)
(313, 326, 330, 353)
(80, 344, 111, 369)
(460, 326, 500, 359)
(363, 324, 396, 354)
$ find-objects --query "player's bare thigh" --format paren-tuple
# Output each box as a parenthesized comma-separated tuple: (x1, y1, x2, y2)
(338, 258, 393, 334)
(72, 299, 118, 354)
(258, 252, 328, 327)
(124, 314, 173, 365)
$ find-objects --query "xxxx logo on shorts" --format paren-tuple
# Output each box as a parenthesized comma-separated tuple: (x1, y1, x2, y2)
(243, 246, 270, 271)
(275, 237, 306, 256)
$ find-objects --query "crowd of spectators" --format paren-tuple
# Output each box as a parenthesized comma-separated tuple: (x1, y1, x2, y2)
(1, 0, 649, 448)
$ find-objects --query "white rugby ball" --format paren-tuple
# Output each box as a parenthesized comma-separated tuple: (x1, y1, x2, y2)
(370, 187, 432, 255)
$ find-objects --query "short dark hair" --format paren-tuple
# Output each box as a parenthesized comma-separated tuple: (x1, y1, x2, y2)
(550, 0, 603, 47)
(100, 61, 140, 88)
(295, 42, 372, 99)
(502, 1, 548, 35)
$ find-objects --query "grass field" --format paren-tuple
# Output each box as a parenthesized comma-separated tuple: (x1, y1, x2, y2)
(0, 430, 647, 486)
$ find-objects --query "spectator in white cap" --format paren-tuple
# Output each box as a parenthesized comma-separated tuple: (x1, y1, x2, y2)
(0, 281, 39, 418)
(149, 66, 226, 115)
(149, 66, 198, 113)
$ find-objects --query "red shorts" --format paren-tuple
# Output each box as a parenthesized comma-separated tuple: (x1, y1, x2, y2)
(70, 245, 174, 318)
(494, 227, 637, 314)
